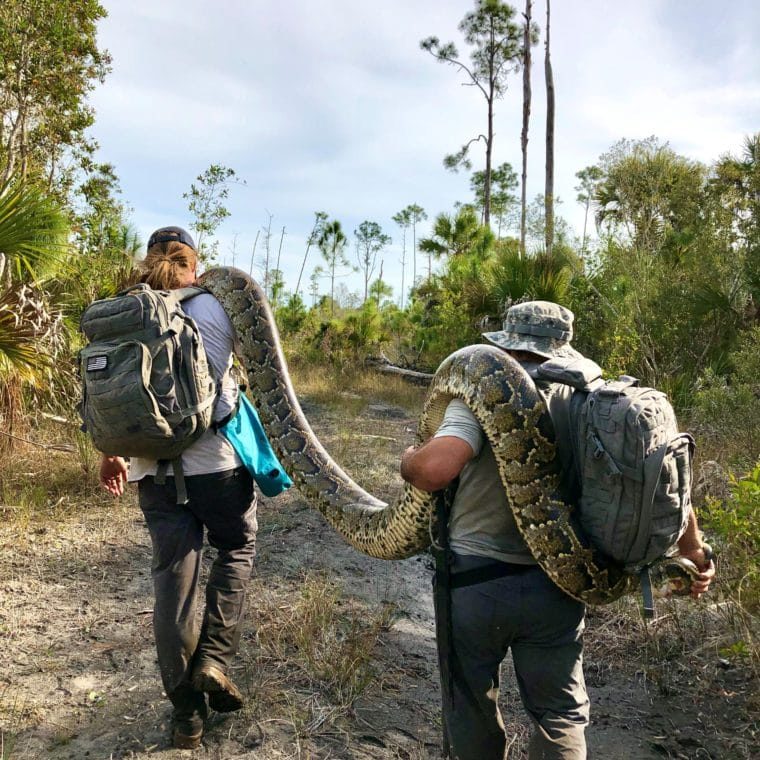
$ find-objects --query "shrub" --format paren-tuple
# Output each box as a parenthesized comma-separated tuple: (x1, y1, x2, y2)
(703, 463, 760, 615)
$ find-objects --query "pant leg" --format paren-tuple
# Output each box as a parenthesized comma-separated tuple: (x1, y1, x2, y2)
(186, 467, 257, 672)
(138, 477, 206, 725)
(440, 556, 518, 760)
(510, 569, 588, 760)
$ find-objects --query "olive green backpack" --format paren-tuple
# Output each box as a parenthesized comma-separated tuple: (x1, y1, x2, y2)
(79, 284, 217, 498)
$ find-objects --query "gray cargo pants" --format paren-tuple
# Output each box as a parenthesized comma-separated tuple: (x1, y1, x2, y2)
(138, 467, 257, 727)
(438, 554, 589, 760)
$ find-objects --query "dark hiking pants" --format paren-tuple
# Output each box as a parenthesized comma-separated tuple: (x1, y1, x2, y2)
(138, 467, 257, 727)
(437, 554, 589, 760)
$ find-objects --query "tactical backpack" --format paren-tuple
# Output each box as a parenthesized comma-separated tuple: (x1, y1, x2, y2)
(536, 357, 694, 576)
(79, 283, 217, 499)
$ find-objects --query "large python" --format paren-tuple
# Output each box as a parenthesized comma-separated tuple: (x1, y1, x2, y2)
(199, 267, 699, 605)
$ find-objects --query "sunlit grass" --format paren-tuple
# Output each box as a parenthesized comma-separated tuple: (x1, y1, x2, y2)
(288, 361, 426, 414)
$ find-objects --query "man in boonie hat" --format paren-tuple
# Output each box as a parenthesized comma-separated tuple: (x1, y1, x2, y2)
(401, 300, 590, 759)
(482, 300, 584, 362)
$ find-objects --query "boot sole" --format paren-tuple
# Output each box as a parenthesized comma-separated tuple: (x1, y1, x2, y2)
(193, 666, 244, 713)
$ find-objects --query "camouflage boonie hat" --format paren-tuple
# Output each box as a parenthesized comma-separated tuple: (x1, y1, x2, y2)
(482, 300, 583, 361)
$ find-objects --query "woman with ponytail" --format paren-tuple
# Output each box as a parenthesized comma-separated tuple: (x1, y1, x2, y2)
(98, 226, 256, 749)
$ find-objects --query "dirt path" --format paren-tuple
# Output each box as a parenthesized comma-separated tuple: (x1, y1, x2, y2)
(1, 395, 757, 758)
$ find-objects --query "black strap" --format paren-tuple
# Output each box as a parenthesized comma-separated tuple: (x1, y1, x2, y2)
(449, 561, 535, 589)
(640, 567, 655, 619)
(432, 487, 454, 759)
(211, 395, 241, 433)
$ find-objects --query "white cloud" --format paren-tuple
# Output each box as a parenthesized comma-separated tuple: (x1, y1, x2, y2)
(90, 0, 760, 298)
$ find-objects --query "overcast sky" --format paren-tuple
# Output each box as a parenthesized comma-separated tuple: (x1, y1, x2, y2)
(89, 0, 760, 302)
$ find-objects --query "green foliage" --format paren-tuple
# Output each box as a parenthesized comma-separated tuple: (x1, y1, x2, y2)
(0, 0, 111, 190)
(183, 164, 242, 264)
(703, 464, 760, 612)
(406, 278, 481, 367)
(574, 164, 604, 255)
(568, 136, 759, 402)
(277, 293, 307, 335)
(0, 181, 70, 282)
(354, 220, 391, 302)
(594, 137, 707, 254)
(419, 206, 494, 260)
(317, 219, 352, 316)
(299, 301, 387, 367)
(0, 180, 71, 406)
(486, 240, 575, 309)
(691, 327, 760, 467)
(421, 1, 527, 223)
(60, 164, 139, 317)
(470, 161, 518, 226)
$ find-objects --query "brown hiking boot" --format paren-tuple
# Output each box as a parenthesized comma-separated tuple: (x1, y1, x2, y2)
(192, 663, 244, 713)
(172, 725, 203, 749)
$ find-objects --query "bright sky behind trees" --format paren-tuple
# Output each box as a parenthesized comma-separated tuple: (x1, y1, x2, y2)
(89, 0, 760, 300)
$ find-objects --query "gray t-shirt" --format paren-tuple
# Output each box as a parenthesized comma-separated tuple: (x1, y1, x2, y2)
(434, 362, 577, 564)
(128, 292, 242, 481)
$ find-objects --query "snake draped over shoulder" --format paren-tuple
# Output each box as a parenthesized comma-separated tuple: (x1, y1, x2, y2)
(199, 267, 692, 606)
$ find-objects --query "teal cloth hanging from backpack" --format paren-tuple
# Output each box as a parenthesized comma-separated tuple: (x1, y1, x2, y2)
(218, 394, 293, 497)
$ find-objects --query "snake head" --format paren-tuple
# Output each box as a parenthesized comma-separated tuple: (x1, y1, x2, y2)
(651, 556, 700, 598)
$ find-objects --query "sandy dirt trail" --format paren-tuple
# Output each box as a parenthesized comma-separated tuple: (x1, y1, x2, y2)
(1, 398, 756, 759)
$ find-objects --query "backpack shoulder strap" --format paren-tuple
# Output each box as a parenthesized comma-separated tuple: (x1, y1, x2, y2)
(174, 286, 208, 303)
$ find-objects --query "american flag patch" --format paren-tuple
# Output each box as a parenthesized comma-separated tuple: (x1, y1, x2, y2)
(86, 355, 108, 372)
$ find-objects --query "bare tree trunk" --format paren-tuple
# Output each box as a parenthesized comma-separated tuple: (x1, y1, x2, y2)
(0, 113, 23, 187)
(520, 0, 533, 259)
(485, 94, 493, 227)
(412, 222, 417, 284)
(544, 0, 555, 257)
(275, 226, 286, 277)
(483, 19, 497, 227)
(248, 230, 260, 277)
(399, 228, 406, 309)
(330, 258, 336, 315)
(262, 211, 273, 296)
(581, 198, 590, 254)
(295, 215, 321, 296)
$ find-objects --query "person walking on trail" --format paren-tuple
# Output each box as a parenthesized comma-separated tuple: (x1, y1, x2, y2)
(400, 301, 715, 760)
(98, 227, 257, 750)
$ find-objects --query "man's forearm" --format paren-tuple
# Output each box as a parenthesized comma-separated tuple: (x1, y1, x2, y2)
(400, 437, 474, 492)
(677, 509, 703, 553)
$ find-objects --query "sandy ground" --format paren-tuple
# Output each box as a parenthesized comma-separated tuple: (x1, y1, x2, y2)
(0, 397, 757, 759)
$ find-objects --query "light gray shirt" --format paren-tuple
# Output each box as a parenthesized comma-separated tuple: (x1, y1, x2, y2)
(434, 362, 576, 564)
(128, 292, 242, 481)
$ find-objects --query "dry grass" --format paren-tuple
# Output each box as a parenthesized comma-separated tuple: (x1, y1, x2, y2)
(245, 573, 398, 711)
(289, 362, 427, 414)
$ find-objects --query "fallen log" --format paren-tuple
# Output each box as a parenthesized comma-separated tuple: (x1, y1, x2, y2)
(365, 355, 433, 386)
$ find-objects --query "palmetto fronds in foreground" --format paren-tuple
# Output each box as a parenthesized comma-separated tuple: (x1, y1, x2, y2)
(0, 180, 70, 283)
(0, 284, 64, 380)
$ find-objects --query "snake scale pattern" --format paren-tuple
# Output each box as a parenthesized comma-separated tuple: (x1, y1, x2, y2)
(199, 267, 695, 605)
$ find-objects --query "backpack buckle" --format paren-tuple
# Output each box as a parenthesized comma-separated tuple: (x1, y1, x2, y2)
(591, 433, 622, 476)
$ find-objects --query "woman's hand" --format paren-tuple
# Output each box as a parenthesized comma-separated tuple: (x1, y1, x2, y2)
(99, 455, 128, 497)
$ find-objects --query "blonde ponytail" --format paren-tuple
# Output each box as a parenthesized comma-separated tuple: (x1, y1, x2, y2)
(138, 241, 197, 290)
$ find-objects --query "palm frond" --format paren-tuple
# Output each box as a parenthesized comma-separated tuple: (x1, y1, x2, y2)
(0, 180, 71, 283)
(0, 285, 59, 381)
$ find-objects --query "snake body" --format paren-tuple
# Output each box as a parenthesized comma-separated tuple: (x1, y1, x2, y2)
(199, 267, 695, 605)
